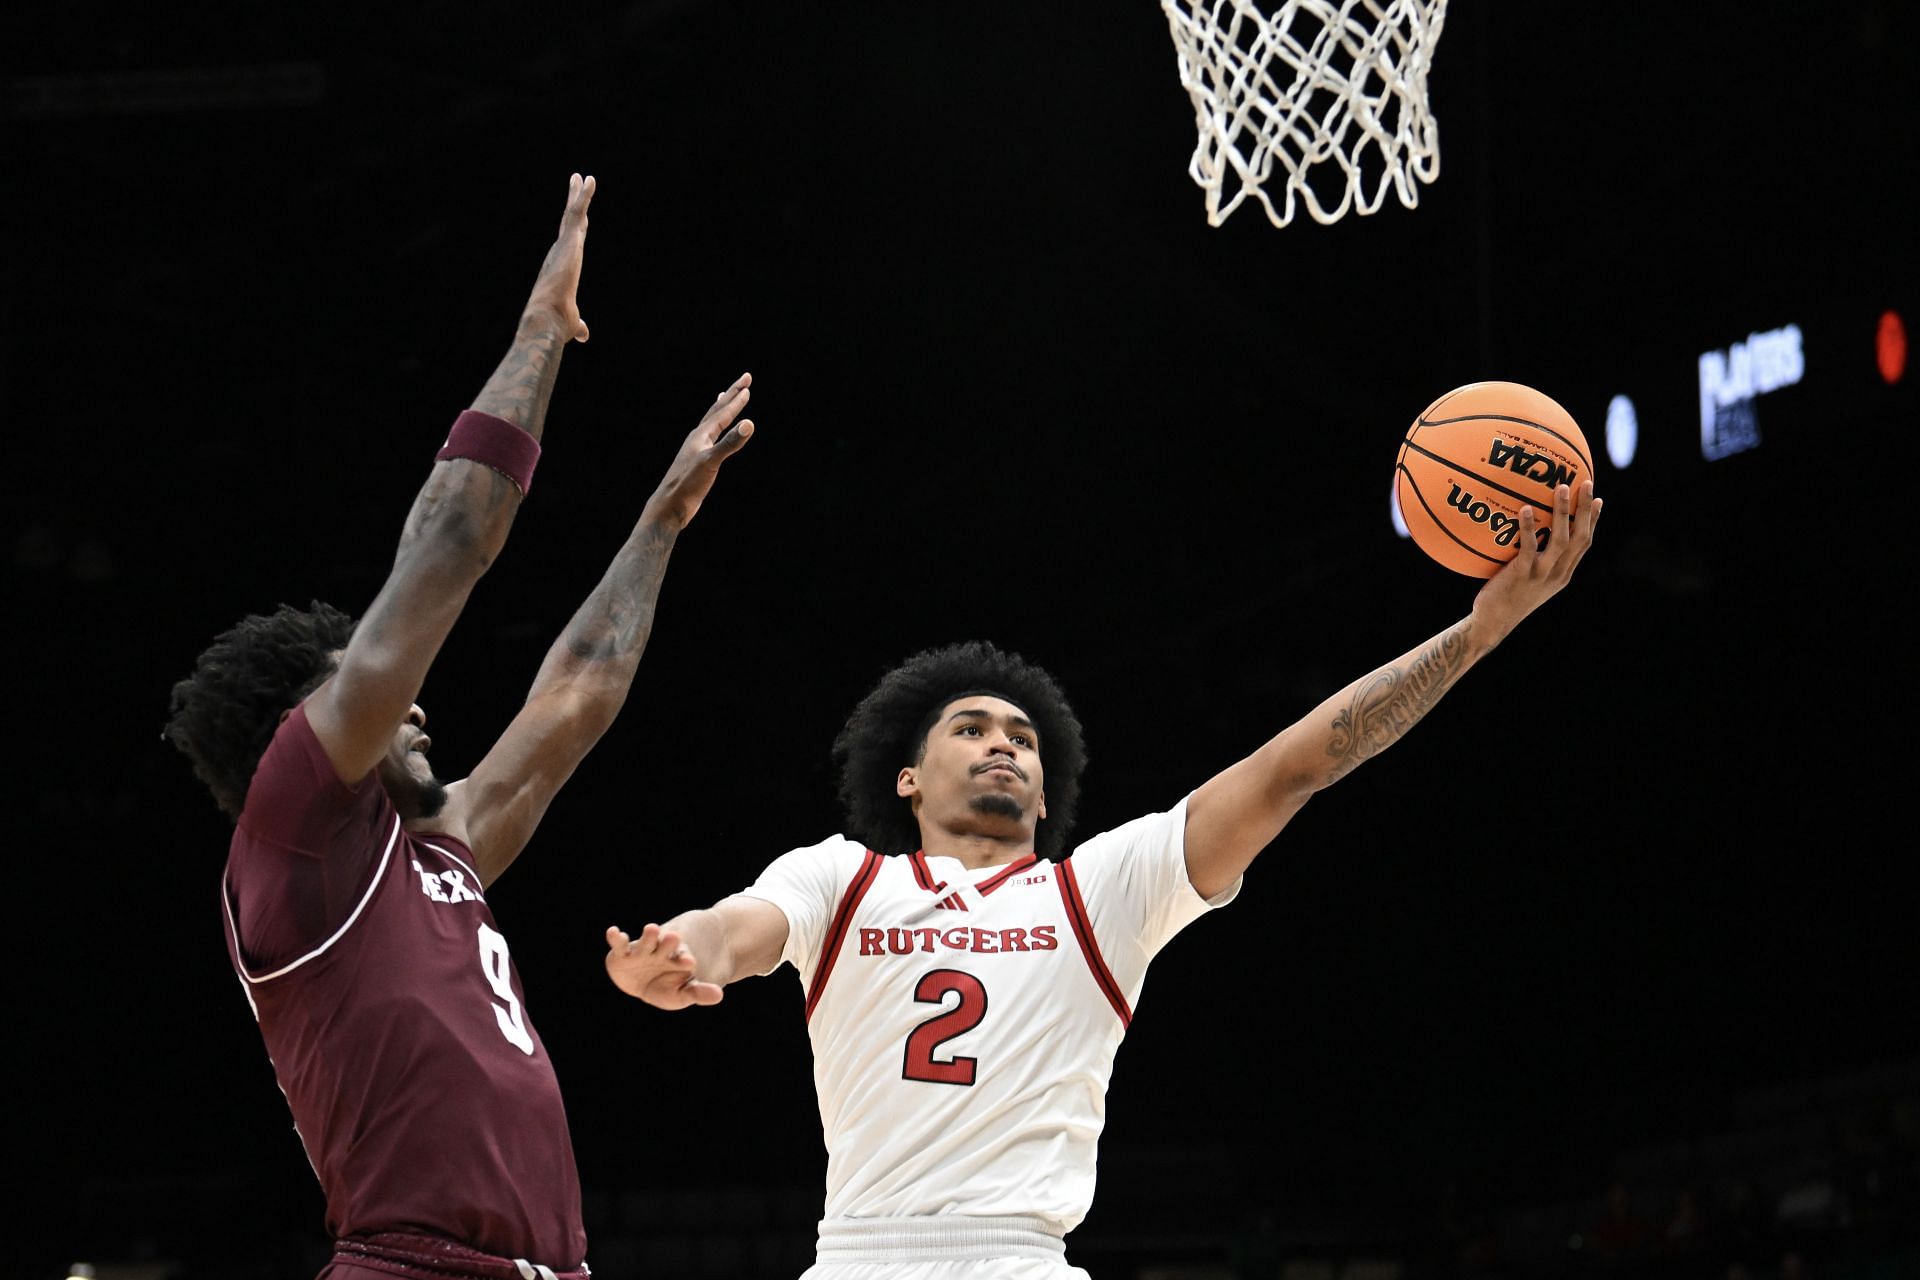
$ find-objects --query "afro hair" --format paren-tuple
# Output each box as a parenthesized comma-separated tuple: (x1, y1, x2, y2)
(164, 600, 357, 821)
(832, 640, 1088, 858)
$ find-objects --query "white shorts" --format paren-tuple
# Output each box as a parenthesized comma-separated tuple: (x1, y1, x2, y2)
(800, 1216, 1090, 1280)
(801, 1263, 1089, 1280)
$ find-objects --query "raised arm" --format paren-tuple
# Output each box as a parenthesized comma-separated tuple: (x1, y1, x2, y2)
(604, 895, 791, 1009)
(443, 375, 756, 883)
(1183, 481, 1603, 898)
(305, 174, 597, 785)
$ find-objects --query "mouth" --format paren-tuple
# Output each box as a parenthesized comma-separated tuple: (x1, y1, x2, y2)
(410, 734, 432, 756)
(973, 760, 1025, 781)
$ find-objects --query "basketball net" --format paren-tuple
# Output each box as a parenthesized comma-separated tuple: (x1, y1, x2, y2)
(1162, 0, 1449, 228)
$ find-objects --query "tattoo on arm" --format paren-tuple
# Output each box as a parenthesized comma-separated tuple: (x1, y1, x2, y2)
(470, 321, 568, 440)
(1324, 622, 1474, 783)
(565, 524, 676, 664)
(406, 463, 522, 536)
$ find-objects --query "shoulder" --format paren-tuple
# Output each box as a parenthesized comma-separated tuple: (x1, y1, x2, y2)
(407, 825, 479, 872)
(241, 704, 324, 804)
(1067, 794, 1191, 864)
(743, 834, 873, 913)
(758, 833, 871, 877)
(237, 702, 384, 848)
(1063, 793, 1232, 946)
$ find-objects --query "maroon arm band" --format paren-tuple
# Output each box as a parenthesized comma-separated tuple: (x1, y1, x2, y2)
(435, 410, 541, 495)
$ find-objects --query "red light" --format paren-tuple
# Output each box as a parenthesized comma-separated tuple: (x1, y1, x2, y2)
(1879, 310, 1907, 385)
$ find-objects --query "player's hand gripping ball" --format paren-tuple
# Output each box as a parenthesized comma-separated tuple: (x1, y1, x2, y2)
(1394, 380, 1594, 577)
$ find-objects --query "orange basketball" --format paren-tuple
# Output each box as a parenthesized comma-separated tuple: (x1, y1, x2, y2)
(1394, 381, 1593, 578)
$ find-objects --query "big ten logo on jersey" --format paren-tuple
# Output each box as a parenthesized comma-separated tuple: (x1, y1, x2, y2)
(858, 925, 1059, 957)
(412, 857, 481, 904)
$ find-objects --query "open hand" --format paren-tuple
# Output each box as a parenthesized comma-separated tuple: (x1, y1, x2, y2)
(604, 923, 725, 1010)
(1473, 480, 1603, 636)
(523, 173, 596, 343)
(643, 372, 756, 530)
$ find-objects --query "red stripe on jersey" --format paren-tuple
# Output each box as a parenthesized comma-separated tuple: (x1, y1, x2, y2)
(976, 853, 1040, 896)
(1056, 856, 1132, 1028)
(908, 851, 942, 893)
(806, 849, 884, 1022)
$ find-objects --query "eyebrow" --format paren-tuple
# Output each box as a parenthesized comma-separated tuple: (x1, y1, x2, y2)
(946, 708, 1039, 734)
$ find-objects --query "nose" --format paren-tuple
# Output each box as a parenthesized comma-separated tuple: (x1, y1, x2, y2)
(407, 705, 426, 729)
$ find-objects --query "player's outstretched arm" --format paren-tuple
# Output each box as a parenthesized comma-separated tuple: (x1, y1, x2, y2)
(443, 375, 755, 884)
(1182, 481, 1602, 898)
(306, 174, 597, 785)
(604, 896, 789, 1010)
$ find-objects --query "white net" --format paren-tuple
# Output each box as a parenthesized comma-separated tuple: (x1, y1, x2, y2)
(1162, 0, 1450, 228)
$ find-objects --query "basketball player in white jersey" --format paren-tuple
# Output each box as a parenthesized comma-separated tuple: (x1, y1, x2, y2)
(606, 482, 1601, 1279)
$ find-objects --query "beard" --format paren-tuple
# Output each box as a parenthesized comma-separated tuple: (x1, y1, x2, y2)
(409, 775, 450, 821)
(383, 762, 450, 821)
(968, 792, 1024, 821)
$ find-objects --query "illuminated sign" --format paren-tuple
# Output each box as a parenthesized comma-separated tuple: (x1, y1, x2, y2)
(1698, 324, 1803, 460)
(1879, 310, 1907, 385)
(1605, 395, 1638, 470)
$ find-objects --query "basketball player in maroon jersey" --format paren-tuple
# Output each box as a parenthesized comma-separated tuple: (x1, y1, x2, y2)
(164, 174, 754, 1280)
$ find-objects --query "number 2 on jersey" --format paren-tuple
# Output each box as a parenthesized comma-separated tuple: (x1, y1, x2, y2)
(903, 969, 988, 1086)
(477, 923, 535, 1055)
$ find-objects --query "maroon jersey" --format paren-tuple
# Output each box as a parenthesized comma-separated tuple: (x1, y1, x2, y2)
(222, 703, 586, 1269)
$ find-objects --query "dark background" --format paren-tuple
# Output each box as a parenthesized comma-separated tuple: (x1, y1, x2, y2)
(9, 2, 1917, 1278)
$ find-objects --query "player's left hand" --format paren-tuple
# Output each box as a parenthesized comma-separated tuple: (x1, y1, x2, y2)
(604, 923, 725, 1010)
(642, 372, 755, 531)
(523, 172, 596, 343)
(1472, 480, 1602, 634)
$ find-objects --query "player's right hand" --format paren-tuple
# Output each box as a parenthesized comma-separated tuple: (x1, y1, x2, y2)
(1471, 479, 1602, 636)
(604, 923, 724, 1010)
(524, 172, 595, 344)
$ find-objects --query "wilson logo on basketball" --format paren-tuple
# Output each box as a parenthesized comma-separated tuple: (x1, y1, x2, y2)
(1487, 438, 1578, 489)
(1444, 486, 1523, 547)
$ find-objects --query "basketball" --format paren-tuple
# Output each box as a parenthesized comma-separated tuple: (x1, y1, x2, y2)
(1394, 381, 1594, 578)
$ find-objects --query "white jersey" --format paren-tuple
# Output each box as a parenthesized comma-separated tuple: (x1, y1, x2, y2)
(741, 795, 1237, 1236)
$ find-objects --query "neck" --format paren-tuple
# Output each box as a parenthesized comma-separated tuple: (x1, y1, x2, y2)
(917, 826, 1036, 871)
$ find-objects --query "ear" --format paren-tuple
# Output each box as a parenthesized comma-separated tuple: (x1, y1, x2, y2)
(896, 767, 918, 799)
(1038, 792, 1048, 821)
